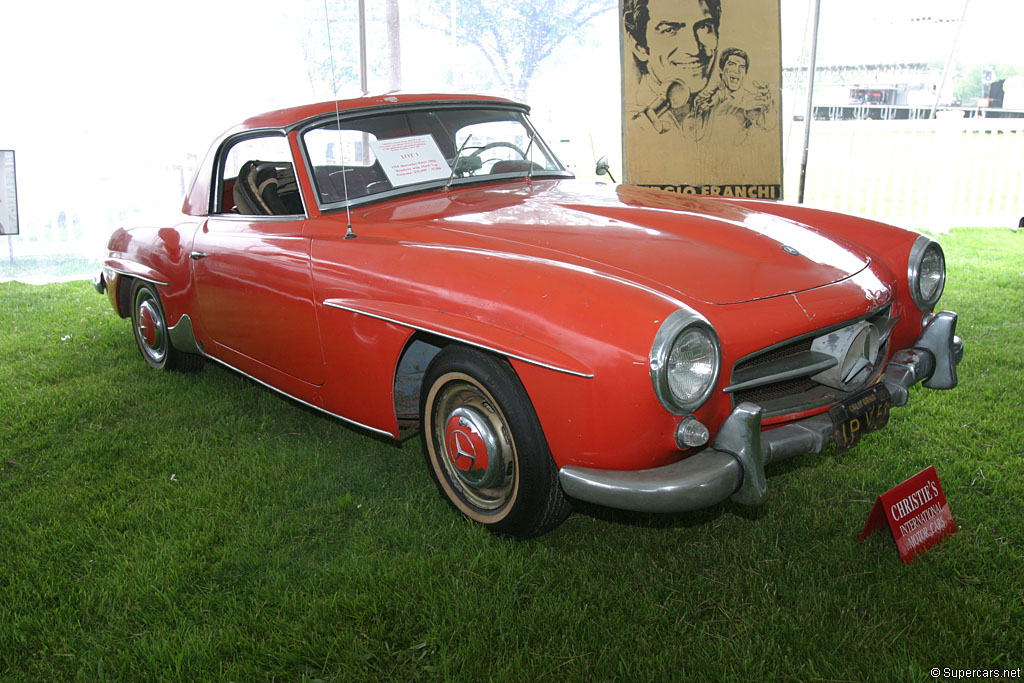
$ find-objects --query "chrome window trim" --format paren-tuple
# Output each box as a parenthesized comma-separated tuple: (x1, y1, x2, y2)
(649, 309, 722, 415)
(288, 98, 533, 133)
(210, 128, 310, 219)
(205, 214, 306, 224)
(907, 234, 946, 310)
(323, 300, 594, 379)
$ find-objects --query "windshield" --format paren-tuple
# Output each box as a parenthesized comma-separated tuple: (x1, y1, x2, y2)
(301, 105, 571, 207)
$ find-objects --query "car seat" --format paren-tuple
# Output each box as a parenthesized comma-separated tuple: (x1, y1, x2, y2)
(233, 161, 303, 216)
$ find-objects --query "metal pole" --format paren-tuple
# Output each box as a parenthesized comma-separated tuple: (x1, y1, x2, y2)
(450, 0, 458, 89)
(386, 0, 402, 92)
(797, 0, 821, 204)
(931, 0, 970, 119)
(358, 0, 368, 94)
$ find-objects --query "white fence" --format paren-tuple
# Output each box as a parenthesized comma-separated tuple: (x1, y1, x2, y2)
(783, 117, 1024, 230)
(5, 117, 1023, 282)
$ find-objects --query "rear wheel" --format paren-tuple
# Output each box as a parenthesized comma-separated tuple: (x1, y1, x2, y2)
(420, 346, 570, 537)
(130, 280, 203, 372)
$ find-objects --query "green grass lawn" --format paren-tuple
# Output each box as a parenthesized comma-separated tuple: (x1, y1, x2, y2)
(1, 229, 1022, 681)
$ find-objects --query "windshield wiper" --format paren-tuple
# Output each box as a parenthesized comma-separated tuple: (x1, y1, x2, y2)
(445, 135, 475, 192)
(524, 136, 537, 181)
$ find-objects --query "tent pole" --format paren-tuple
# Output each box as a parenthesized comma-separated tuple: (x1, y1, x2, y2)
(797, 0, 821, 205)
(358, 0, 368, 94)
(931, 0, 971, 119)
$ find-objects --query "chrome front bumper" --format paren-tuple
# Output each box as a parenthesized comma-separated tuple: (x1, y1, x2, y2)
(558, 311, 964, 514)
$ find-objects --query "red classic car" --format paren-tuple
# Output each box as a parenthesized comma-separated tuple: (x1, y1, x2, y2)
(95, 93, 963, 537)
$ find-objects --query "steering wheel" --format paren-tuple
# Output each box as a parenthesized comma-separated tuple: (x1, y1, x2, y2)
(463, 141, 529, 175)
(468, 141, 527, 160)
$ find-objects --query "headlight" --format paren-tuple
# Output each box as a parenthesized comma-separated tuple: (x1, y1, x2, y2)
(650, 310, 721, 414)
(908, 235, 946, 310)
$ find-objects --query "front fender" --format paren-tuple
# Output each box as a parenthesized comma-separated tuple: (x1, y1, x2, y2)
(718, 198, 921, 281)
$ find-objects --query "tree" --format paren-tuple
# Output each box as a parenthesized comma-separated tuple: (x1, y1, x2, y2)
(301, 0, 362, 97)
(301, 0, 402, 98)
(419, 0, 616, 101)
(954, 63, 1024, 104)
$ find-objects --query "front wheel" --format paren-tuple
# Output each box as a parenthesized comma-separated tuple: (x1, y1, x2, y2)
(420, 347, 570, 537)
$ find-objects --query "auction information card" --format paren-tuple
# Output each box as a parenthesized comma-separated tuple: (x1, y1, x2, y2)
(370, 135, 451, 187)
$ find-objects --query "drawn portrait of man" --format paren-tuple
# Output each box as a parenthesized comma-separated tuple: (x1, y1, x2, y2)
(695, 47, 778, 146)
(621, 0, 782, 191)
(623, 0, 721, 137)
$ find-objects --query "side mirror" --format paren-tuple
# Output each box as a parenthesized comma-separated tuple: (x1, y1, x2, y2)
(595, 156, 617, 184)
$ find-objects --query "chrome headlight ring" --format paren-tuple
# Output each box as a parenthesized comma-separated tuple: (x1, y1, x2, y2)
(908, 235, 946, 310)
(650, 309, 721, 415)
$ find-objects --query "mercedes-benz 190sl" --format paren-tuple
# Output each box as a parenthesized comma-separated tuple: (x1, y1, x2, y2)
(95, 93, 963, 537)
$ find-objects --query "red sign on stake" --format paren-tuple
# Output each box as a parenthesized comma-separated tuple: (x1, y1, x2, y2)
(858, 466, 957, 564)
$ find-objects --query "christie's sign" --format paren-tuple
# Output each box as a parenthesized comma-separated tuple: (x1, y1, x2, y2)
(859, 466, 957, 564)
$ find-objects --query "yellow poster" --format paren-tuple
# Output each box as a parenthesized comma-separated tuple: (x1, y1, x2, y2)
(621, 0, 782, 197)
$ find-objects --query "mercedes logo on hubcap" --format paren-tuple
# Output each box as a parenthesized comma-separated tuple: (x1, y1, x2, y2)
(445, 414, 489, 472)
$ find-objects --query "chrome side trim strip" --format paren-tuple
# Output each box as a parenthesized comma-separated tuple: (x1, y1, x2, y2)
(105, 267, 169, 287)
(202, 353, 396, 439)
(323, 300, 594, 379)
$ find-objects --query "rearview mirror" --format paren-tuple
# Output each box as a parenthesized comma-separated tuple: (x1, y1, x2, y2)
(595, 156, 616, 184)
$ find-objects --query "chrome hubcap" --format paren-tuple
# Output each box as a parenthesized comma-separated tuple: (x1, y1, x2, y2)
(135, 292, 166, 364)
(432, 379, 515, 510)
(139, 301, 159, 349)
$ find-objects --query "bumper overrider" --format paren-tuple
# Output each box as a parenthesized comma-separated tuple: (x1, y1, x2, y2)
(558, 311, 964, 513)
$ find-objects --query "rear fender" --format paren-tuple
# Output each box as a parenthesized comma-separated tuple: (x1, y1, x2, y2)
(103, 223, 200, 332)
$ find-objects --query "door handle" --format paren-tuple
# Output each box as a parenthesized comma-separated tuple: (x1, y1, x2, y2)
(190, 251, 208, 260)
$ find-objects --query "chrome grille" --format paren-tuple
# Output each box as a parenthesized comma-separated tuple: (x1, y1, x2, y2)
(727, 305, 893, 417)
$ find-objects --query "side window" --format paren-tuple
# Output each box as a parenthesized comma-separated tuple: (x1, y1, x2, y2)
(218, 135, 303, 216)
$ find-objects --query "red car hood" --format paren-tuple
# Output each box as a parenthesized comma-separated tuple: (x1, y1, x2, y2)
(363, 180, 870, 306)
